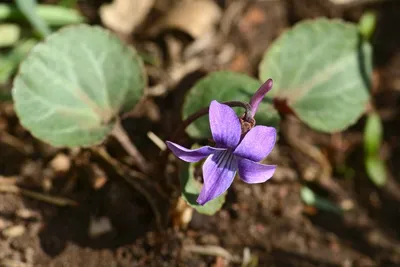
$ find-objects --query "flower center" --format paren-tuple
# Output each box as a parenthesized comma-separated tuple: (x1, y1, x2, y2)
(239, 115, 255, 135)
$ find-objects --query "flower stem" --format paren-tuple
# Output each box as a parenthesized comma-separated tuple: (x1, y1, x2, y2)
(111, 120, 150, 173)
(169, 101, 252, 143)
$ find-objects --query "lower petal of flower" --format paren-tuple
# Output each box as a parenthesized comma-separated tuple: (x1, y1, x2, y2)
(197, 150, 238, 205)
(238, 158, 276, 184)
(166, 141, 225, 162)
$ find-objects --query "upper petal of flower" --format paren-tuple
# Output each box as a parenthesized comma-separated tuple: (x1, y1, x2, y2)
(233, 125, 276, 162)
(249, 79, 273, 117)
(166, 141, 225, 162)
(197, 150, 238, 205)
(238, 158, 276, 184)
(209, 100, 241, 148)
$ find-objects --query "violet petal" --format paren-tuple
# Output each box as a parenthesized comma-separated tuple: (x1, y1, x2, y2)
(197, 150, 238, 205)
(233, 125, 276, 162)
(249, 79, 273, 117)
(166, 141, 225, 162)
(238, 158, 276, 184)
(209, 100, 241, 148)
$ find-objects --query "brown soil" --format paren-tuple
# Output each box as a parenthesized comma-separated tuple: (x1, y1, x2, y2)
(1, 0, 400, 266)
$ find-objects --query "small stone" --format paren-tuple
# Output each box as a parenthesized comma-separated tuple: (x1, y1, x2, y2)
(90, 164, 108, 190)
(2, 225, 26, 238)
(88, 216, 113, 238)
(50, 153, 71, 173)
(16, 209, 37, 220)
(24, 247, 34, 264)
(0, 218, 10, 231)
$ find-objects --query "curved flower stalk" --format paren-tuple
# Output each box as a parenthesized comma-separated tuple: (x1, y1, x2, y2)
(167, 79, 276, 205)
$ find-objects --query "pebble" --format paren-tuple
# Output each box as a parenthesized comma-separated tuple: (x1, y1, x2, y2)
(2, 225, 26, 238)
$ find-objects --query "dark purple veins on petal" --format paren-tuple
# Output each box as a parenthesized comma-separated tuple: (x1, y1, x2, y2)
(196, 150, 238, 205)
(166, 141, 225, 162)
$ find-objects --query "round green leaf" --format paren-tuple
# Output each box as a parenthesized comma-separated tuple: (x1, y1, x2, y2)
(12, 25, 146, 147)
(259, 18, 372, 132)
(180, 161, 226, 215)
(183, 71, 280, 139)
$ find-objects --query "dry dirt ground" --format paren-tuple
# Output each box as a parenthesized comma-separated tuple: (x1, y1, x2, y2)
(1, 0, 400, 266)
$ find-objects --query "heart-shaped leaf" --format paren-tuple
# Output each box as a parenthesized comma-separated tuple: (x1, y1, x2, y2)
(259, 18, 372, 132)
(180, 160, 226, 215)
(12, 25, 146, 147)
(183, 71, 280, 139)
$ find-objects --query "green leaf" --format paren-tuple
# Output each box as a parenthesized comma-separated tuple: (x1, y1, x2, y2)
(358, 11, 376, 40)
(180, 160, 226, 215)
(259, 18, 372, 133)
(30, 4, 84, 26)
(15, 0, 51, 37)
(0, 4, 85, 26)
(364, 112, 386, 186)
(0, 39, 37, 84)
(364, 112, 382, 156)
(365, 157, 386, 186)
(301, 186, 342, 215)
(58, 0, 78, 8)
(12, 25, 146, 147)
(0, 23, 20, 47)
(0, 91, 12, 101)
(183, 71, 280, 139)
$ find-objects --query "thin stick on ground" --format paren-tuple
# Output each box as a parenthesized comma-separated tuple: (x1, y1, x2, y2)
(111, 120, 150, 173)
(147, 131, 167, 151)
(0, 131, 33, 154)
(184, 245, 241, 264)
(0, 184, 78, 206)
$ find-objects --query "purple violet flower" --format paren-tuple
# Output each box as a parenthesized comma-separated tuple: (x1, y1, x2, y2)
(166, 79, 276, 205)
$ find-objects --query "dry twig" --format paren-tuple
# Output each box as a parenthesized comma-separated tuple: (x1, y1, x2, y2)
(111, 120, 150, 173)
(0, 131, 33, 154)
(147, 131, 167, 151)
(0, 184, 78, 206)
(184, 245, 242, 264)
